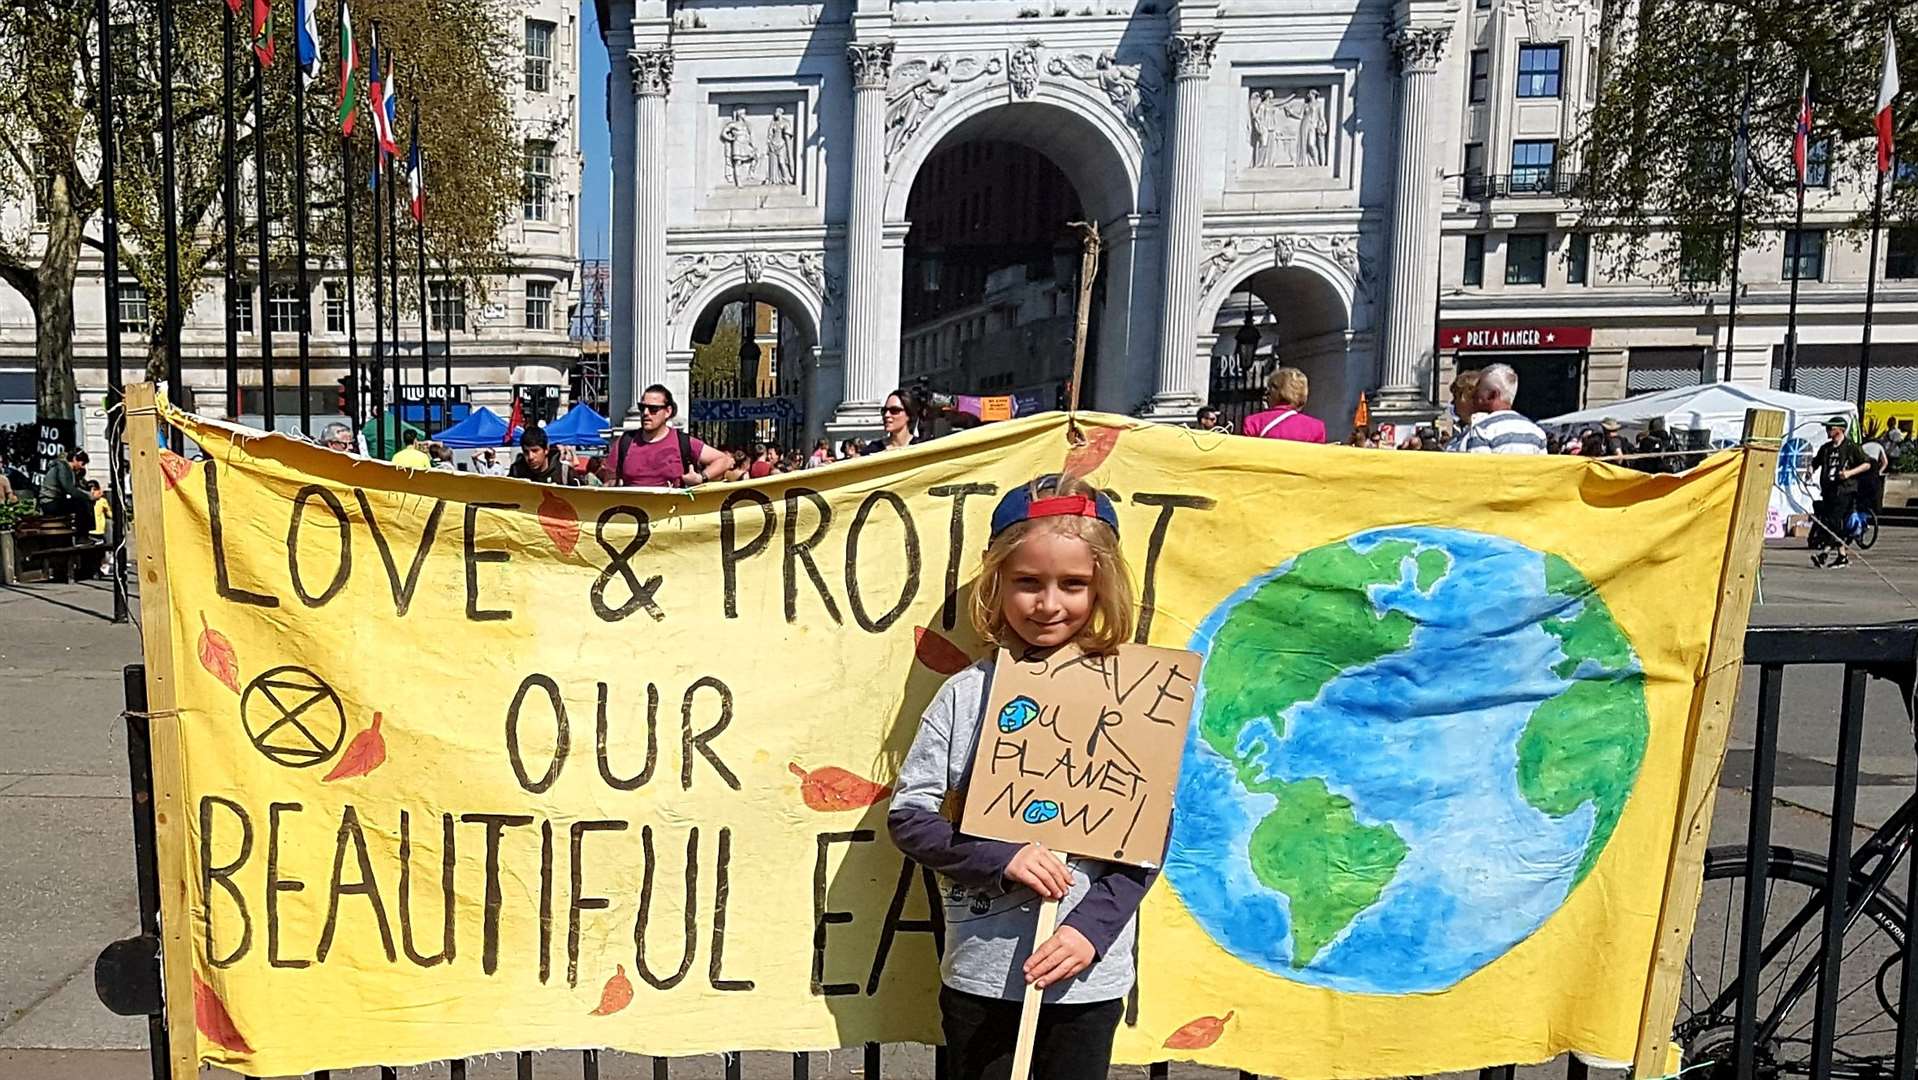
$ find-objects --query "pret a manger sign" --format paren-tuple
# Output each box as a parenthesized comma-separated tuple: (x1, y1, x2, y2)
(960, 644, 1200, 866)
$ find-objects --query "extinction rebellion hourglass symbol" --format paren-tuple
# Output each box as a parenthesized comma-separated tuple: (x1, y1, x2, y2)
(239, 666, 346, 769)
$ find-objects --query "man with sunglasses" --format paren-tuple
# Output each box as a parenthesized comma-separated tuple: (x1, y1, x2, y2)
(603, 384, 735, 488)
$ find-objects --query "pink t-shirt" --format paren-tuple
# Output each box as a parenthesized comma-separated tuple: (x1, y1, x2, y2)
(611, 431, 704, 487)
(1243, 407, 1328, 444)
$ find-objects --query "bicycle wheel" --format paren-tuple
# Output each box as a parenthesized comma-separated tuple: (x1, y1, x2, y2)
(1858, 512, 1880, 551)
(1678, 845, 1909, 1079)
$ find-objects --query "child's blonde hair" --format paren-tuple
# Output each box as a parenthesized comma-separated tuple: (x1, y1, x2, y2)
(971, 474, 1137, 655)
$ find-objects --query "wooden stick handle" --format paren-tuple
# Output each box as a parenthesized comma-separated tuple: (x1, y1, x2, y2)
(1009, 851, 1070, 1080)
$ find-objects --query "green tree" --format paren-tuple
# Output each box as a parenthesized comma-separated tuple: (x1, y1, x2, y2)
(1578, 1, 1915, 285)
(0, 0, 521, 417)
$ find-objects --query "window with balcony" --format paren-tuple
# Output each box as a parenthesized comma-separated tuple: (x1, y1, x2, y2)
(524, 19, 555, 93)
(522, 139, 554, 222)
(525, 281, 553, 330)
(1566, 232, 1590, 285)
(1511, 140, 1557, 191)
(1517, 44, 1563, 98)
(1463, 234, 1485, 287)
(1505, 233, 1547, 285)
(116, 282, 147, 336)
(1469, 50, 1490, 104)
(324, 281, 346, 334)
(1783, 229, 1825, 281)
(430, 280, 467, 332)
(1890, 227, 1918, 280)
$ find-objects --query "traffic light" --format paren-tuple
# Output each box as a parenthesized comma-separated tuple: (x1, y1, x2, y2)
(336, 374, 357, 415)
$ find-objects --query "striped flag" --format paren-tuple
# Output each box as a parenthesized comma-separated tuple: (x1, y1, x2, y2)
(1793, 71, 1813, 189)
(379, 64, 400, 159)
(1878, 21, 1901, 175)
(251, 0, 275, 67)
(407, 122, 425, 223)
(367, 28, 395, 159)
(336, 0, 360, 134)
(295, 0, 320, 85)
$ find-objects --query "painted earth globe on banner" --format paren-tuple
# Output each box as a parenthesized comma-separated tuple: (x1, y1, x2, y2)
(1165, 526, 1649, 994)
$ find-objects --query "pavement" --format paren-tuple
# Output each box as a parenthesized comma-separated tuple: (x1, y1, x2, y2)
(3, 532, 1918, 1080)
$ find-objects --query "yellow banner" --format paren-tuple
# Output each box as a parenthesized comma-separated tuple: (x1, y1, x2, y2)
(137, 399, 1745, 1078)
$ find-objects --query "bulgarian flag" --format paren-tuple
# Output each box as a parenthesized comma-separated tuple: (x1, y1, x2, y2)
(251, 0, 275, 67)
(1879, 21, 1901, 175)
(336, 0, 360, 135)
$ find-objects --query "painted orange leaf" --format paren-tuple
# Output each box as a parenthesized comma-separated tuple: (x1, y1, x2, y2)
(914, 626, 971, 676)
(1063, 427, 1120, 475)
(193, 975, 254, 1055)
(538, 490, 580, 556)
(158, 450, 192, 491)
(789, 762, 892, 812)
(590, 964, 634, 1016)
(196, 613, 240, 694)
(1163, 1011, 1234, 1050)
(323, 713, 387, 782)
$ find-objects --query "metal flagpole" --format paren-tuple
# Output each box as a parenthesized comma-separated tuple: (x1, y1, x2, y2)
(1781, 70, 1811, 394)
(1857, 165, 1887, 420)
(368, 61, 386, 456)
(412, 104, 431, 432)
(342, 131, 362, 432)
(252, 30, 277, 430)
(95, 0, 129, 624)
(156, 0, 184, 446)
(442, 260, 453, 425)
(386, 124, 403, 435)
(293, 31, 313, 435)
(222, 4, 240, 418)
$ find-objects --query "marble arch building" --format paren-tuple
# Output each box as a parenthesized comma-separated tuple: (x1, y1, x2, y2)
(596, 0, 1462, 438)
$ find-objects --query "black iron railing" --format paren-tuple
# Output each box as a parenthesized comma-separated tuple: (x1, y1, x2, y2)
(1463, 172, 1588, 199)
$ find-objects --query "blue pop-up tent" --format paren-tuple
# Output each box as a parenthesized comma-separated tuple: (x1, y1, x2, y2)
(435, 406, 517, 449)
(544, 403, 611, 447)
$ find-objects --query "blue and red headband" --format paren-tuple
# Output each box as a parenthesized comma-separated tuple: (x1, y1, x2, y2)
(989, 477, 1120, 541)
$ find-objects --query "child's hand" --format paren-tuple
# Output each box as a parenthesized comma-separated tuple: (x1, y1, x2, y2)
(1024, 925, 1095, 988)
(1004, 842, 1071, 900)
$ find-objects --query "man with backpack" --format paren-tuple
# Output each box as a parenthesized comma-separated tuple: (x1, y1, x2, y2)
(602, 384, 735, 488)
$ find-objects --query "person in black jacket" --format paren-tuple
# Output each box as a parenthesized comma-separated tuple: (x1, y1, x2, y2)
(1812, 417, 1871, 569)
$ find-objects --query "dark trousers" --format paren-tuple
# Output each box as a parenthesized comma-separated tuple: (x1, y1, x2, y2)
(940, 985, 1123, 1080)
(1815, 489, 1855, 550)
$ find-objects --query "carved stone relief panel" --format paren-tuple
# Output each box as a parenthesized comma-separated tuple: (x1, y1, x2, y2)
(1245, 81, 1334, 172)
(710, 97, 805, 190)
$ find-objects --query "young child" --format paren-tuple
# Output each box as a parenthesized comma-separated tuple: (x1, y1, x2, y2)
(889, 473, 1157, 1080)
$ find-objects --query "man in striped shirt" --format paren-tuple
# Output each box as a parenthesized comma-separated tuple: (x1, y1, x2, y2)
(1456, 363, 1547, 455)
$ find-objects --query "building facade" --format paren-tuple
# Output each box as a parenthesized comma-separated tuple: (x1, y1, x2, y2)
(601, 0, 1917, 443)
(0, 0, 585, 450)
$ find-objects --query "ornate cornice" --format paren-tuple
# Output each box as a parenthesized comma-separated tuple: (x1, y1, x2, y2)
(629, 48, 674, 97)
(1387, 25, 1448, 74)
(846, 40, 896, 90)
(1166, 31, 1221, 80)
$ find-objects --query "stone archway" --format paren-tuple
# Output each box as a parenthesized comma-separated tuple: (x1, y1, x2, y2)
(675, 273, 827, 452)
(1200, 254, 1360, 437)
(876, 78, 1161, 414)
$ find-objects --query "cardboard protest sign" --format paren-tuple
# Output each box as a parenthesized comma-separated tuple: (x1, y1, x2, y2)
(960, 644, 1199, 866)
(125, 387, 1772, 1080)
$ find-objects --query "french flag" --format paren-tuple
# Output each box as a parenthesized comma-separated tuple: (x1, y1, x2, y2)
(1878, 21, 1901, 176)
(407, 123, 425, 223)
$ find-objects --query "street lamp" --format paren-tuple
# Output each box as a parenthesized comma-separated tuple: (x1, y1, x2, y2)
(738, 294, 762, 377)
(1233, 291, 1262, 371)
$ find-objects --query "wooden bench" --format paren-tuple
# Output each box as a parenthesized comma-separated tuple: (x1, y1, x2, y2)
(4, 517, 104, 584)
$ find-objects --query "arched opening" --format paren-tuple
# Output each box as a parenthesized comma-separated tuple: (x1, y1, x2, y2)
(891, 99, 1141, 425)
(1207, 266, 1355, 436)
(686, 288, 816, 458)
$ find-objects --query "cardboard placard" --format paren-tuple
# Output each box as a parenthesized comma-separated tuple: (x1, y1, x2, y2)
(960, 643, 1201, 867)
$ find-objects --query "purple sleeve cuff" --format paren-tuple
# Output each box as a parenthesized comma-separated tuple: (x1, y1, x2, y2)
(1061, 862, 1157, 959)
(888, 807, 1022, 891)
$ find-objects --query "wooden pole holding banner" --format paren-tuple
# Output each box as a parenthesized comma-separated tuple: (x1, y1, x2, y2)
(1631, 407, 1784, 1076)
(121, 383, 199, 1080)
(1066, 222, 1101, 420)
(1009, 848, 1071, 1080)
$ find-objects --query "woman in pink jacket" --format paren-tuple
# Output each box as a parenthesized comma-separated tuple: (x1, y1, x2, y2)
(1242, 367, 1327, 443)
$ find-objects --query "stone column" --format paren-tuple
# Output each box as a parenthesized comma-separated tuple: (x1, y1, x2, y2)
(1376, 24, 1448, 417)
(1143, 30, 1219, 422)
(625, 47, 674, 429)
(831, 39, 895, 435)
(605, 36, 637, 420)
